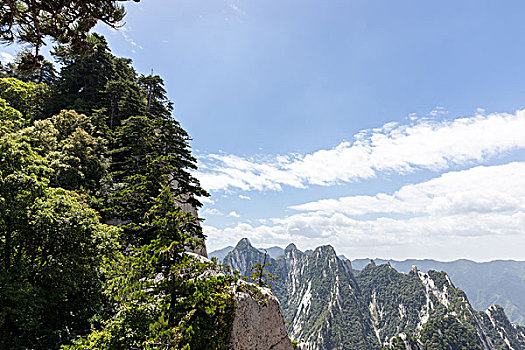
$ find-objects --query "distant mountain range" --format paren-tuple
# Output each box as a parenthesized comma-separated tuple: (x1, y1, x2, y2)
(210, 244, 525, 325)
(211, 239, 525, 349)
(352, 258, 525, 326)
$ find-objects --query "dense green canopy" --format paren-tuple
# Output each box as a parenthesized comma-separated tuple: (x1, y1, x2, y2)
(0, 34, 240, 350)
(0, 0, 139, 69)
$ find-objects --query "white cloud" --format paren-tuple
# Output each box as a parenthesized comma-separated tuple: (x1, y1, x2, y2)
(204, 210, 525, 260)
(0, 52, 14, 64)
(227, 211, 240, 218)
(120, 27, 143, 50)
(428, 106, 447, 117)
(291, 162, 525, 216)
(196, 110, 525, 192)
(201, 208, 223, 216)
(205, 209, 525, 260)
(227, 0, 244, 16)
(196, 153, 304, 191)
(204, 162, 525, 260)
(228, 1, 240, 13)
(198, 196, 215, 205)
(239, 195, 251, 200)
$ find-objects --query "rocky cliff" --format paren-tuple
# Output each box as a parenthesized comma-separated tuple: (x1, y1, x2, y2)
(196, 251, 294, 349)
(229, 281, 293, 350)
(351, 258, 525, 325)
(223, 238, 525, 350)
(214, 250, 525, 326)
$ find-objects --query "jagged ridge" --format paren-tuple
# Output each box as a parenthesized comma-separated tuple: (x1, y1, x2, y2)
(223, 239, 525, 350)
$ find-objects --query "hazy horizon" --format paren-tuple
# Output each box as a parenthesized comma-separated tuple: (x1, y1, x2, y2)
(209, 238, 525, 264)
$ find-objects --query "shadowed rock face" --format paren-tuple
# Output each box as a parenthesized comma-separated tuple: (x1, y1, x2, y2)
(229, 282, 293, 350)
(171, 177, 208, 257)
(180, 195, 207, 257)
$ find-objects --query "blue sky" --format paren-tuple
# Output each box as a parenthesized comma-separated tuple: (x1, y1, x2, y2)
(3, 0, 525, 261)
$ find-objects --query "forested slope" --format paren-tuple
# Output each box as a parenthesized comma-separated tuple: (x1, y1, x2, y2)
(351, 258, 525, 325)
(0, 36, 239, 349)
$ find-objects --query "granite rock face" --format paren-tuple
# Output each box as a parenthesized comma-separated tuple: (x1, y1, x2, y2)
(229, 282, 294, 350)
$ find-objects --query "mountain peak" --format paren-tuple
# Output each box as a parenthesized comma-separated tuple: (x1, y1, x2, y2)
(236, 237, 253, 249)
(285, 243, 298, 253)
(315, 245, 337, 256)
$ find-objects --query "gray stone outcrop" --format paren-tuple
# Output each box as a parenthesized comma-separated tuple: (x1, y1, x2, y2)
(229, 282, 294, 350)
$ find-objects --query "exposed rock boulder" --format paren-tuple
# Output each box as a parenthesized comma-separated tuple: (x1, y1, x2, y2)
(229, 281, 294, 350)
(186, 251, 294, 349)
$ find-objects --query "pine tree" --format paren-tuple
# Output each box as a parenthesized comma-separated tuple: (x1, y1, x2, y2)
(110, 114, 207, 245)
(0, 1, 137, 70)
(52, 35, 117, 117)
